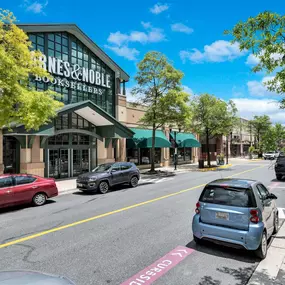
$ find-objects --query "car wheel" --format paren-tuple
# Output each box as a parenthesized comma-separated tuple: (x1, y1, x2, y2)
(273, 212, 279, 235)
(193, 235, 202, 244)
(129, 176, 139, 188)
(98, 181, 109, 194)
(32, 193, 47, 206)
(276, 175, 282, 181)
(255, 232, 267, 259)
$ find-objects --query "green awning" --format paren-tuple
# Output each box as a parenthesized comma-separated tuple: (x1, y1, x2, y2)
(170, 132, 201, 147)
(127, 128, 171, 148)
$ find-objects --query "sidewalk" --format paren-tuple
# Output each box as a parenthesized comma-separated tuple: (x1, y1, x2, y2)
(247, 220, 285, 285)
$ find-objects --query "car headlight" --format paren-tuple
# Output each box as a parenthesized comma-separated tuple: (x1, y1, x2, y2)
(88, 178, 97, 182)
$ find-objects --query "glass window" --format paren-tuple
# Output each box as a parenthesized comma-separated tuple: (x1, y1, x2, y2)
(111, 163, 121, 171)
(55, 34, 61, 44)
(37, 36, 44, 45)
(48, 34, 55, 41)
(37, 45, 44, 53)
(55, 43, 61, 52)
(48, 49, 55, 57)
(0, 177, 13, 188)
(29, 34, 36, 43)
(72, 41, 77, 49)
(62, 46, 68, 54)
(48, 41, 54, 49)
(62, 37, 68, 46)
(15, 176, 36, 185)
(121, 163, 132, 170)
(256, 184, 269, 200)
(200, 186, 253, 207)
(92, 164, 112, 173)
(62, 53, 68, 61)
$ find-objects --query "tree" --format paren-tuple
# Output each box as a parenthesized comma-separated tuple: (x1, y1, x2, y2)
(225, 12, 285, 105)
(190, 94, 237, 167)
(132, 51, 191, 172)
(249, 115, 271, 154)
(0, 9, 63, 130)
(261, 123, 285, 152)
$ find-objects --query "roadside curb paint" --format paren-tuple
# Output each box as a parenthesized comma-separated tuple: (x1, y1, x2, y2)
(197, 164, 233, 172)
(120, 246, 194, 285)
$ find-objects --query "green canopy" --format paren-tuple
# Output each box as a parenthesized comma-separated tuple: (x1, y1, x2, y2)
(170, 132, 201, 147)
(127, 128, 171, 148)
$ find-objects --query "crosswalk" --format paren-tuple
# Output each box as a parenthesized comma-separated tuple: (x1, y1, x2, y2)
(139, 177, 175, 185)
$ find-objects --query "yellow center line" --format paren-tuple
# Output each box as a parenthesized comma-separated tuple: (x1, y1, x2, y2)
(0, 164, 265, 249)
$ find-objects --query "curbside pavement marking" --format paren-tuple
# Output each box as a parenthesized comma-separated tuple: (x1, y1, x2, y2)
(0, 164, 265, 250)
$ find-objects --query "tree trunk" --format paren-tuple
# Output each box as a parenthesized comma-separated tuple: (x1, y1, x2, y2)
(150, 123, 156, 172)
(206, 129, 211, 167)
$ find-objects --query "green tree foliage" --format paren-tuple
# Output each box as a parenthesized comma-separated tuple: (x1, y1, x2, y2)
(132, 51, 192, 172)
(190, 94, 237, 167)
(0, 9, 63, 130)
(249, 115, 271, 153)
(225, 12, 285, 105)
(261, 123, 285, 152)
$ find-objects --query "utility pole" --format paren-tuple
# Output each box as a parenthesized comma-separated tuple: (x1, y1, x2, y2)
(174, 131, 177, 170)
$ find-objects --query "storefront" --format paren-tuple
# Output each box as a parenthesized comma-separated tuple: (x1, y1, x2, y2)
(1, 24, 133, 178)
(125, 128, 201, 167)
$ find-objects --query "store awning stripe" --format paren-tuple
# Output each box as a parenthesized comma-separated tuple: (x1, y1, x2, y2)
(127, 128, 171, 148)
(170, 132, 201, 148)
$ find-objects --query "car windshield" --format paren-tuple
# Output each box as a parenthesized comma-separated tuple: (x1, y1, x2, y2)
(200, 186, 254, 207)
(92, 164, 112, 173)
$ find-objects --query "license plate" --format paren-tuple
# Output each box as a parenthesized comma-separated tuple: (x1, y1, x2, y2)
(77, 183, 83, 187)
(215, 212, 229, 220)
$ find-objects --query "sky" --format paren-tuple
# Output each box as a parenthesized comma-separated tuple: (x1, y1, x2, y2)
(2, 0, 285, 124)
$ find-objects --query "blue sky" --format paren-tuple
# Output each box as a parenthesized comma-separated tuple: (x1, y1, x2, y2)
(2, 0, 285, 123)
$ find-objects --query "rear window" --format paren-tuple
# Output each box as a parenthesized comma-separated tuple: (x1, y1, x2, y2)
(200, 186, 255, 207)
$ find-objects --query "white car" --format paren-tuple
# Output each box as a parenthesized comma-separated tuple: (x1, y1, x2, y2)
(263, 151, 276, 160)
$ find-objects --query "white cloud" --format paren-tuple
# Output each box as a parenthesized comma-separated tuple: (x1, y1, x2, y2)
(107, 32, 129, 46)
(23, 0, 48, 14)
(247, 76, 279, 96)
(233, 98, 285, 124)
(150, 3, 169, 14)
(171, 23, 194, 34)
(180, 40, 246, 63)
(182, 85, 194, 95)
(246, 52, 283, 66)
(107, 23, 165, 46)
(106, 23, 165, 60)
(104, 45, 139, 61)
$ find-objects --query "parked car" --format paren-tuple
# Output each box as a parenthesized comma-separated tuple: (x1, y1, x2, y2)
(0, 270, 75, 284)
(275, 156, 285, 180)
(0, 174, 58, 209)
(192, 178, 278, 259)
(263, 151, 276, 160)
(76, 162, 140, 194)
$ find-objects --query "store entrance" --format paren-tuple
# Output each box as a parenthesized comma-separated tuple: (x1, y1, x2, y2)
(3, 136, 19, 174)
(48, 148, 90, 179)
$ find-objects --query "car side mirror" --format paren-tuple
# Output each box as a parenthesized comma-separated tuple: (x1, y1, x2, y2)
(267, 193, 277, 200)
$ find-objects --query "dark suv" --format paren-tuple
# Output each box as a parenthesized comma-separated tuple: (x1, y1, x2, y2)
(76, 162, 140, 194)
(275, 155, 285, 180)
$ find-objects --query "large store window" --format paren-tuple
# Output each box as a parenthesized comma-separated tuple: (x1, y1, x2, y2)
(28, 32, 115, 116)
(170, 148, 192, 163)
(127, 148, 161, 165)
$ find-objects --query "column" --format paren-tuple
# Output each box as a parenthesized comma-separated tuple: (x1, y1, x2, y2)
(0, 131, 4, 174)
(123, 81, 126, 95)
(20, 136, 45, 176)
(97, 139, 109, 164)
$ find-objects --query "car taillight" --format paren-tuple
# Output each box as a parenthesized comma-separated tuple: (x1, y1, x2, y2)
(250, 209, 259, 223)
(195, 202, 200, 214)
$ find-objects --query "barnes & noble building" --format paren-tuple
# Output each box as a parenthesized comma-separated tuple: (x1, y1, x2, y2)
(1, 24, 201, 179)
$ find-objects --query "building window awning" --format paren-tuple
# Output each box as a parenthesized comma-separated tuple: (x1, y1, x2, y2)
(127, 128, 171, 148)
(170, 132, 201, 148)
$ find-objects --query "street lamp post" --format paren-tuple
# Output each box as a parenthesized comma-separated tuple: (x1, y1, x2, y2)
(170, 127, 181, 171)
(226, 134, 229, 165)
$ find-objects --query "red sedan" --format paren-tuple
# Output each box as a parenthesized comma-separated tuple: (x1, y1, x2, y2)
(0, 174, 58, 208)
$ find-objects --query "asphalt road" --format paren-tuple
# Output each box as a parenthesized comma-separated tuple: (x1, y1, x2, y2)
(0, 159, 284, 285)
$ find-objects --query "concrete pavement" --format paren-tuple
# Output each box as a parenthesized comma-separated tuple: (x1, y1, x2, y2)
(0, 160, 282, 285)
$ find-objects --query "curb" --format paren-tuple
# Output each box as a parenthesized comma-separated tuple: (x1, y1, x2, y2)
(197, 164, 233, 172)
(247, 219, 285, 285)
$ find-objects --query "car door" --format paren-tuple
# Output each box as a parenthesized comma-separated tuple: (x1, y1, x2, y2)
(120, 163, 132, 183)
(0, 176, 14, 207)
(256, 184, 275, 233)
(109, 163, 123, 185)
(13, 176, 37, 204)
